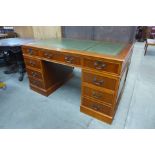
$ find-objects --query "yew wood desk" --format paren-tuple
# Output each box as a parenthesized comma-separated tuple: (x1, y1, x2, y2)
(22, 38, 134, 124)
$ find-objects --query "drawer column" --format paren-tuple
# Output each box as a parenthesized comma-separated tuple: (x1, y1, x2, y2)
(24, 55, 74, 96)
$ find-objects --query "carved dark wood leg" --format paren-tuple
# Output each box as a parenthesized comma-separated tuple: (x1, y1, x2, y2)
(144, 44, 148, 55)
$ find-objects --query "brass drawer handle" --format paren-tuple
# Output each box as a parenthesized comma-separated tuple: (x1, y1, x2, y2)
(31, 72, 37, 77)
(94, 61, 106, 70)
(65, 56, 74, 63)
(28, 49, 34, 55)
(92, 91, 102, 99)
(93, 77, 104, 86)
(29, 61, 35, 66)
(44, 52, 53, 59)
(91, 103, 101, 111)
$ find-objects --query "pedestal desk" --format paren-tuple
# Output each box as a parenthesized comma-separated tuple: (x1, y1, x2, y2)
(22, 38, 134, 124)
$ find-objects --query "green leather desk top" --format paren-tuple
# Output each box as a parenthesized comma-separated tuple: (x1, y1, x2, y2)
(27, 38, 126, 56)
(86, 41, 126, 55)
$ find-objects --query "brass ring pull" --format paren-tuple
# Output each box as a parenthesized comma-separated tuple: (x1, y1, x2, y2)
(94, 61, 106, 70)
(28, 49, 33, 55)
(92, 91, 102, 99)
(93, 77, 104, 86)
(29, 61, 35, 66)
(32, 72, 37, 77)
(44, 52, 53, 59)
(91, 104, 101, 111)
(65, 56, 74, 63)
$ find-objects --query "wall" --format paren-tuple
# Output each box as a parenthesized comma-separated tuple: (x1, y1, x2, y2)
(62, 26, 137, 43)
(93, 26, 136, 43)
(14, 26, 34, 38)
(14, 26, 61, 39)
(14, 26, 136, 43)
(62, 26, 93, 40)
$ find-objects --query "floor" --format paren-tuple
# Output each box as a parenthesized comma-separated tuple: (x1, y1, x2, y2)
(0, 42, 155, 129)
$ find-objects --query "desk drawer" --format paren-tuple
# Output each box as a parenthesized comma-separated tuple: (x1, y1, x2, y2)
(41, 50, 57, 60)
(24, 57, 41, 69)
(26, 68, 43, 80)
(61, 54, 81, 66)
(23, 48, 39, 56)
(83, 71, 118, 91)
(82, 97, 112, 116)
(29, 77, 44, 89)
(83, 58, 120, 74)
(82, 86, 114, 105)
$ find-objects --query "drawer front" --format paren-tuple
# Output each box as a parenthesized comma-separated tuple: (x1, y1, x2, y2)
(83, 72, 118, 91)
(82, 97, 112, 116)
(83, 86, 114, 105)
(29, 77, 44, 89)
(23, 48, 39, 56)
(26, 68, 43, 80)
(24, 57, 41, 69)
(41, 51, 81, 66)
(41, 50, 58, 60)
(62, 54, 81, 66)
(83, 58, 120, 74)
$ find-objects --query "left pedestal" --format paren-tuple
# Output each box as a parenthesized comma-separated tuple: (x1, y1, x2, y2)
(24, 55, 74, 96)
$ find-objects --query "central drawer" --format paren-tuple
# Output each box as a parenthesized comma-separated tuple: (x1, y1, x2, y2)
(61, 53, 81, 66)
(40, 50, 81, 66)
(83, 71, 118, 91)
(41, 50, 60, 60)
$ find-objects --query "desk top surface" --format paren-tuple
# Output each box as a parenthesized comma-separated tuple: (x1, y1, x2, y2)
(27, 38, 127, 56)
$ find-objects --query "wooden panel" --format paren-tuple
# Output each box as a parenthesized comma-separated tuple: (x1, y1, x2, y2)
(83, 57, 120, 75)
(81, 97, 112, 116)
(32, 26, 61, 39)
(83, 71, 118, 91)
(30, 84, 49, 96)
(14, 26, 34, 38)
(80, 105, 113, 124)
(14, 26, 61, 39)
(41, 61, 74, 89)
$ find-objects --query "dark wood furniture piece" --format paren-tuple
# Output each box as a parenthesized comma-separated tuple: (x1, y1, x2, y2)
(0, 38, 34, 81)
(135, 26, 148, 42)
(22, 38, 134, 124)
(144, 39, 155, 55)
